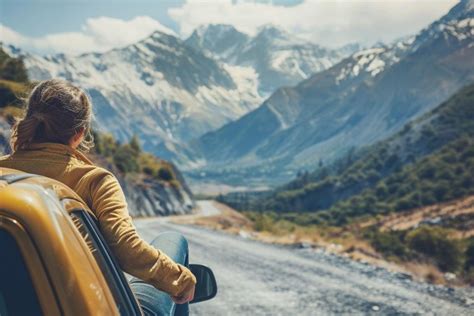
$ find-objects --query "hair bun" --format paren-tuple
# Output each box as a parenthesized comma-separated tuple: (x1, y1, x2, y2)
(32, 113, 46, 122)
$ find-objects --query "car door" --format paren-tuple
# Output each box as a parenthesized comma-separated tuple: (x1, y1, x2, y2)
(0, 229, 43, 316)
(0, 215, 61, 316)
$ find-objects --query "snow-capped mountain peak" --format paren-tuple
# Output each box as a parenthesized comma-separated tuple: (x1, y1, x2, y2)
(195, 24, 244, 39)
(409, 0, 474, 52)
(255, 24, 290, 40)
(185, 24, 250, 60)
(18, 30, 262, 166)
(335, 37, 414, 83)
(185, 23, 352, 95)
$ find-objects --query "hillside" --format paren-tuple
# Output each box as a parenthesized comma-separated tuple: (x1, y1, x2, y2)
(217, 80, 474, 282)
(0, 48, 194, 217)
(189, 0, 474, 185)
(244, 82, 474, 220)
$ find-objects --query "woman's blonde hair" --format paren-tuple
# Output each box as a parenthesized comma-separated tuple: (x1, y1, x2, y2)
(10, 79, 94, 152)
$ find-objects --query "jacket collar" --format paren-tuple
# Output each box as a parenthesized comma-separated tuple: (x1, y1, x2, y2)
(25, 142, 94, 165)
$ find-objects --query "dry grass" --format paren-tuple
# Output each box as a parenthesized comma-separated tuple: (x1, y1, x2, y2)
(378, 194, 474, 233)
(402, 262, 445, 284)
(170, 200, 253, 235)
(182, 200, 470, 286)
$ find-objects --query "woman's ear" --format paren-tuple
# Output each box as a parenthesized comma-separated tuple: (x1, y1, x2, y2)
(69, 127, 86, 149)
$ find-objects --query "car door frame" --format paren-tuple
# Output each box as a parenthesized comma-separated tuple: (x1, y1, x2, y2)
(69, 209, 143, 316)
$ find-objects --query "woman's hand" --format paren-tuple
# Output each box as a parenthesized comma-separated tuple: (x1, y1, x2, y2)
(172, 285, 195, 304)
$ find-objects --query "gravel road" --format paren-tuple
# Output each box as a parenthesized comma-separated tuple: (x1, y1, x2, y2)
(134, 206, 474, 315)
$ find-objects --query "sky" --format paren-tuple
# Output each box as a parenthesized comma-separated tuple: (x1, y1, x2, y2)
(0, 0, 460, 56)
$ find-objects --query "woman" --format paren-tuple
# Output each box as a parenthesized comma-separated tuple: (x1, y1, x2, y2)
(0, 79, 196, 315)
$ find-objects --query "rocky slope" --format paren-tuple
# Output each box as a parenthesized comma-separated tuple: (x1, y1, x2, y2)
(123, 180, 193, 217)
(99, 157, 194, 217)
(189, 0, 474, 184)
(0, 114, 194, 217)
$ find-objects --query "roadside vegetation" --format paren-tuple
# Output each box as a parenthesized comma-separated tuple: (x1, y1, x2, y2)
(217, 83, 474, 285)
(92, 132, 180, 187)
(365, 226, 474, 284)
(241, 208, 474, 285)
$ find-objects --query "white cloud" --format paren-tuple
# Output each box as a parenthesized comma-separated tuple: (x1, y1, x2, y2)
(0, 16, 176, 56)
(168, 0, 459, 47)
(0, 1, 460, 55)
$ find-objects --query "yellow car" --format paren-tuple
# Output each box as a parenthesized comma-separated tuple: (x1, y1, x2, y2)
(0, 167, 217, 316)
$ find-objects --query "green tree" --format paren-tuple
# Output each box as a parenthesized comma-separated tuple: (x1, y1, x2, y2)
(113, 144, 139, 173)
(129, 134, 141, 155)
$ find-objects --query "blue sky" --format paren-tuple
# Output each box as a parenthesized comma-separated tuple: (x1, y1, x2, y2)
(0, 0, 304, 37)
(0, 0, 459, 55)
(1, 0, 185, 37)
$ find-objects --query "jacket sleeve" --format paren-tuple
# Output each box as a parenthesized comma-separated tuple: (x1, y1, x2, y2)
(88, 170, 196, 297)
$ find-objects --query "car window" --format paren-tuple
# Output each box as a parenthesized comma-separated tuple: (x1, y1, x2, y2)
(70, 210, 141, 316)
(0, 229, 43, 316)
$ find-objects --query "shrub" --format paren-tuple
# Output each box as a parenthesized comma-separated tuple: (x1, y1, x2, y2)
(406, 226, 463, 272)
(253, 213, 275, 232)
(113, 144, 139, 173)
(367, 230, 409, 259)
(0, 56, 28, 83)
(465, 239, 474, 270)
(94, 133, 117, 157)
(157, 166, 174, 182)
(143, 166, 154, 176)
(375, 182, 388, 198)
(129, 135, 141, 154)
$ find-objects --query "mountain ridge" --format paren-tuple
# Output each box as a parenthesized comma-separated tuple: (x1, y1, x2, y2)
(187, 0, 474, 185)
(10, 29, 263, 161)
(185, 23, 351, 95)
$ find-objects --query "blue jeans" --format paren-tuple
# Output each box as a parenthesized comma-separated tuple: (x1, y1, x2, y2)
(129, 232, 189, 316)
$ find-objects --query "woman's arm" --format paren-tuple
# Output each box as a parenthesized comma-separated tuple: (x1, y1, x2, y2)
(88, 171, 196, 298)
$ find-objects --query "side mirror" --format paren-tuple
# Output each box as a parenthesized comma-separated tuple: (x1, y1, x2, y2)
(189, 264, 217, 304)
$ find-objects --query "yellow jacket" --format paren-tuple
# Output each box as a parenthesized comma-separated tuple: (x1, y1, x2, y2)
(0, 142, 196, 297)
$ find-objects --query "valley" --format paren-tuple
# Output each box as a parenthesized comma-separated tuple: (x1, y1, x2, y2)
(1, 0, 474, 312)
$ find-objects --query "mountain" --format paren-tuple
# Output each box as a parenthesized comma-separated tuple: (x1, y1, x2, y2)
(186, 24, 350, 95)
(185, 24, 251, 61)
(0, 48, 194, 217)
(190, 0, 474, 185)
(8, 30, 263, 164)
(242, 81, 474, 218)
